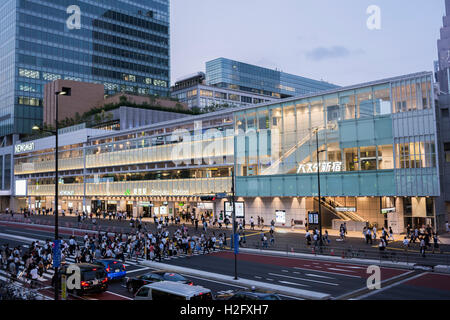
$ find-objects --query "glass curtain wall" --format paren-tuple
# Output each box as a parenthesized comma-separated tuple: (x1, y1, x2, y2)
(236, 82, 402, 177)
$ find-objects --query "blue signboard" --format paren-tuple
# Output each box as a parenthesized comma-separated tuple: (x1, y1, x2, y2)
(53, 240, 61, 268)
(234, 234, 239, 254)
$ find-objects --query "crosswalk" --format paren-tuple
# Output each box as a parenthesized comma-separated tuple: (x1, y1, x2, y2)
(0, 249, 224, 286)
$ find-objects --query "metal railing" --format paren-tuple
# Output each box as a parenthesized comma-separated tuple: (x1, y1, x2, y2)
(248, 240, 450, 267)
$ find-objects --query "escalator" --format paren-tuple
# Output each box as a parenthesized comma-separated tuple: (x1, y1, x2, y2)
(312, 198, 341, 228)
(261, 125, 338, 176)
(313, 198, 367, 229)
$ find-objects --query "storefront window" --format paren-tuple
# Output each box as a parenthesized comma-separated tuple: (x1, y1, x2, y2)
(357, 88, 373, 118)
(296, 101, 309, 139)
(246, 111, 256, 131)
(310, 98, 324, 130)
(378, 145, 394, 169)
(258, 109, 269, 130)
(360, 146, 377, 170)
(339, 92, 356, 120)
(404, 197, 412, 216)
(324, 94, 339, 123)
(373, 85, 391, 115)
(327, 142, 342, 162)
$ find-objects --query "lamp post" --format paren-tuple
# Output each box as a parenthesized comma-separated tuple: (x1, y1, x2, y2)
(231, 169, 238, 280)
(314, 128, 325, 248)
(33, 88, 69, 301)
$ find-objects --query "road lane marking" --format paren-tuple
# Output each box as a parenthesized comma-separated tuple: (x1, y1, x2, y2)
(179, 274, 248, 289)
(125, 267, 153, 274)
(305, 273, 335, 280)
(328, 268, 357, 273)
(105, 291, 132, 300)
(268, 273, 339, 286)
(354, 271, 422, 300)
(279, 281, 310, 288)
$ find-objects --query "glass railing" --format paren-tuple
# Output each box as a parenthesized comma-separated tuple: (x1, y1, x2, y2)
(14, 157, 84, 175)
(86, 136, 234, 168)
(27, 177, 232, 197)
(14, 136, 235, 175)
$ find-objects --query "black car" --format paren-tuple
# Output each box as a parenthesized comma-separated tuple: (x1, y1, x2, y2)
(219, 291, 282, 300)
(53, 263, 108, 296)
(125, 271, 193, 294)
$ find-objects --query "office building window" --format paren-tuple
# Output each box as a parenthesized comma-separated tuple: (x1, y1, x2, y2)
(445, 143, 450, 163)
(442, 108, 449, 118)
(19, 68, 40, 79)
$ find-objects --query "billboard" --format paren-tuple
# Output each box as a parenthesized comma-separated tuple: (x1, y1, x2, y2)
(15, 180, 27, 196)
(225, 201, 244, 218)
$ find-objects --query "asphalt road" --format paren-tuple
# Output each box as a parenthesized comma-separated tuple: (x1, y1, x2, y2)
(0, 222, 296, 300)
(2, 220, 450, 300)
(2, 213, 449, 266)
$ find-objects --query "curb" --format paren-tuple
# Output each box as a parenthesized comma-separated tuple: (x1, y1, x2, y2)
(139, 260, 330, 300)
(435, 265, 450, 274)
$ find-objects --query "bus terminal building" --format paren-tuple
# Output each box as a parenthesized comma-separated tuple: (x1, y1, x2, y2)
(8, 71, 449, 233)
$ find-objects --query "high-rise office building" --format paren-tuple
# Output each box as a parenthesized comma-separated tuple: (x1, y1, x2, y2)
(436, 0, 450, 223)
(205, 57, 339, 99)
(0, 0, 170, 137)
(437, 0, 450, 93)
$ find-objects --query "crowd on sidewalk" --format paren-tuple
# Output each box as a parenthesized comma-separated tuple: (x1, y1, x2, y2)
(0, 214, 233, 288)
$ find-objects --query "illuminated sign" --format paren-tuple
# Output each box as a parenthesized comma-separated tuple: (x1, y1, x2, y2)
(60, 190, 74, 196)
(15, 180, 27, 196)
(308, 212, 319, 225)
(381, 207, 395, 214)
(275, 210, 286, 224)
(335, 207, 356, 212)
(15, 142, 35, 154)
(225, 201, 245, 218)
(297, 162, 342, 174)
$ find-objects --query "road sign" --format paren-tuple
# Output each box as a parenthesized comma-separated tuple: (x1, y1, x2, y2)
(53, 240, 61, 268)
(234, 234, 239, 254)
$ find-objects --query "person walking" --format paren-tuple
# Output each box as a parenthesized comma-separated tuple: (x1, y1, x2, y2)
(366, 228, 373, 245)
(305, 230, 312, 246)
(419, 237, 426, 257)
(402, 236, 410, 251)
(432, 233, 441, 254)
(388, 226, 394, 241)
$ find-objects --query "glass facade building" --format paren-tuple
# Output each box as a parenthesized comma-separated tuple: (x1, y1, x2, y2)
(206, 58, 339, 99)
(1, 0, 170, 136)
(10, 71, 446, 232)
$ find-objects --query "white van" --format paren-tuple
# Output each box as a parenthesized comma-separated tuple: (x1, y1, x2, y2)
(134, 281, 213, 301)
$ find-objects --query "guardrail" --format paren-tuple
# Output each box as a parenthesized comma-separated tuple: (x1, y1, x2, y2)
(2, 214, 449, 267)
(0, 273, 49, 300)
(246, 240, 450, 267)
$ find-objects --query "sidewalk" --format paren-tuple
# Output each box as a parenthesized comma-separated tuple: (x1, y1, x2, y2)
(3, 212, 450, 244)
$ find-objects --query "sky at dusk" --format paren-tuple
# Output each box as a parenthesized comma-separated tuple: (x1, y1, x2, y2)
(170, 0, 445, 87)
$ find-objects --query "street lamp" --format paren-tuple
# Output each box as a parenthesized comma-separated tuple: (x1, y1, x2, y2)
(32, 88, 70, 301)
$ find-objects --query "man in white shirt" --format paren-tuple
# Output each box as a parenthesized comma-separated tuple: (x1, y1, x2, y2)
(30, 266, 39, 288)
